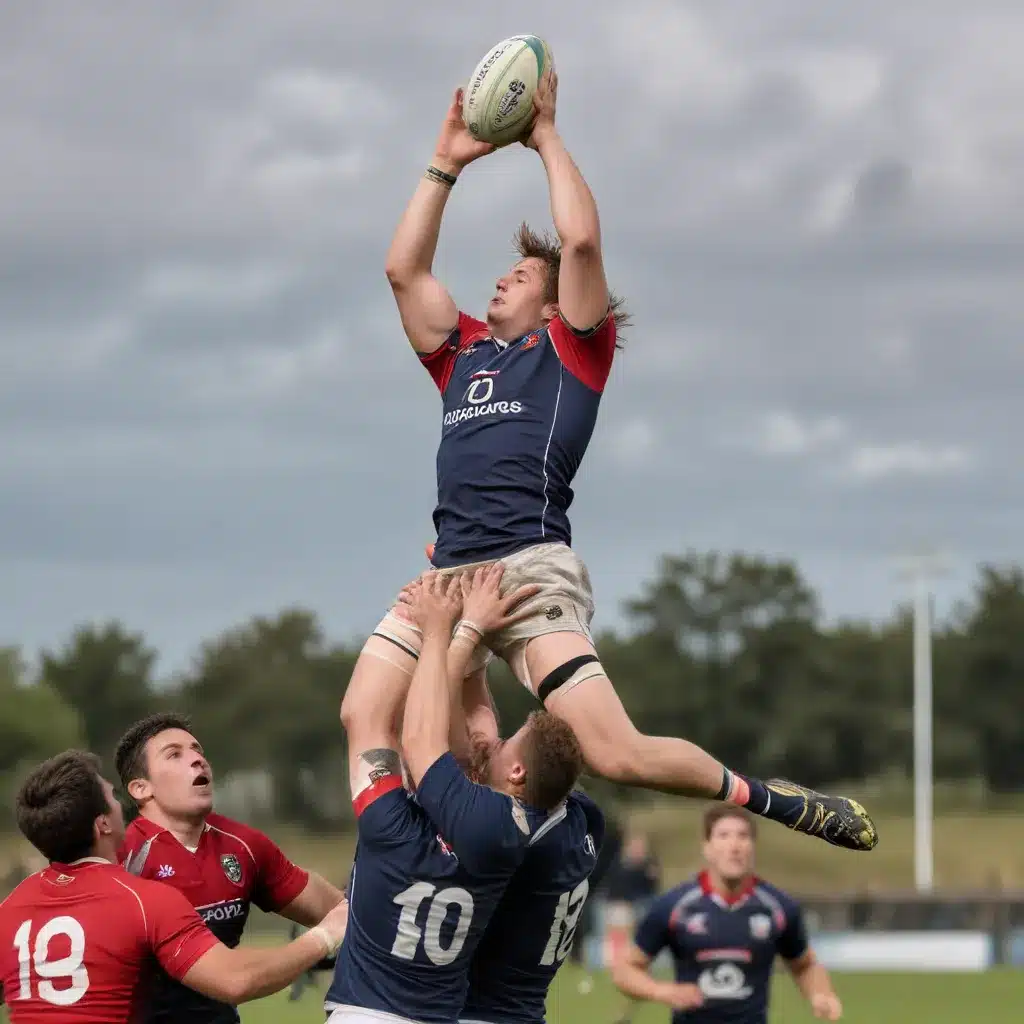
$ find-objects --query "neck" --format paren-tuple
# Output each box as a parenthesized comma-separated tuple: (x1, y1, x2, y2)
(142, 806, 206, 848)
(709, 869, 752, 895)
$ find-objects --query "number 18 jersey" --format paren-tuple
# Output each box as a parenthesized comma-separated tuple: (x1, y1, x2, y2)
(461, 791, 605, 1024)
(325, 753, 545, 1024)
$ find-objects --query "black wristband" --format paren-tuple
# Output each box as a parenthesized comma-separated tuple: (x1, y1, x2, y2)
(425, 164, 458, 188)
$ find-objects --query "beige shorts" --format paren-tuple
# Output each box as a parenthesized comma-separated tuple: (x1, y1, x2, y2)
(370, 542, 595, 691)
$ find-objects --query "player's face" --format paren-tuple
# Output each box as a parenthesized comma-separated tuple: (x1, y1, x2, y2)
(471, 724, 527, 793)
(703, 816, 755, 884)
(97, 776, 126, 849)
(141, 728, 215, 819)
(487, 258, 555, 339)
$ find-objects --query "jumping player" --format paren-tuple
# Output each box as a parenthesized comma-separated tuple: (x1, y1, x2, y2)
(364, 65, 877, 852)
(114, 713, 346, 1024)
(611, 806, 842, 1023)
(0, 751, 348, 1022)
(325, 569, 584, 1024)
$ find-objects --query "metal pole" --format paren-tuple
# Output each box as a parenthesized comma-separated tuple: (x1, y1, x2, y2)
(912, 575, 934, 892)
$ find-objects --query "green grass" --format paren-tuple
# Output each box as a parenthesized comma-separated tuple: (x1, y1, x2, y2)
(238, 963, 1024, 1024)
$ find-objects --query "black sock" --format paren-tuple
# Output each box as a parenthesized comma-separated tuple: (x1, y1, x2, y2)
(729, 773, 807, 826)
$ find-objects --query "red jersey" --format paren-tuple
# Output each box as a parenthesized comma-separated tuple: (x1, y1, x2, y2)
(0, 858, 218, 1023)
(118, 811, 308, 1023)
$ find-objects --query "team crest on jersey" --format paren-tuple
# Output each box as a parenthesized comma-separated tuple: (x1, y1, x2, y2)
(685, 913, 708, 935)
(521, 333, 540, 351)
(220, 853, 243, 884)
(749, 913, 772, 940)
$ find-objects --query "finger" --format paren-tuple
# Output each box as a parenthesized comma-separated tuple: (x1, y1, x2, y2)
(501, 582, 541, 613)
(424, 542, 435, 562)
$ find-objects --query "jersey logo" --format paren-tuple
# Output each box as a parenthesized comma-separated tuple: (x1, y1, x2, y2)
(157, 864, 175, 879)
(220, 853, 243, 884)
(544, 604, 563, 621)
(698, 963, 752, 1000)
(52, 873, 74, 886)
(583, 834, 596, 857)
(685, 913, 707, 935)
(521, 333, 541, 351)
(749, 913, 772, 939)
(436, 835, 457, 859)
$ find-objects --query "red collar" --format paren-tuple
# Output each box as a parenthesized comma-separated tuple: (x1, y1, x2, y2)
(698, 869, 757, 905)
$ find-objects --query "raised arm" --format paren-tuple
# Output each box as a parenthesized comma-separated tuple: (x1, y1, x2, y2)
(385, 89, 494, 354)
(526, 71, 610, 331)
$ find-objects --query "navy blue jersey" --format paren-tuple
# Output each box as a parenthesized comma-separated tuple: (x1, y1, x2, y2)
(325, 754, 545, 1023)
(421, 311, 617, 567)
(634, 872, 809, 1024)
(462, 791, 605, 1024)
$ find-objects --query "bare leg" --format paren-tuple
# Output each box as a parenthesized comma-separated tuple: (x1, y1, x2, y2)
(521, 631, 878, 851)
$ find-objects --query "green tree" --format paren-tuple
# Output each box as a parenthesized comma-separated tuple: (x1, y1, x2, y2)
(40, 624, 158, 765)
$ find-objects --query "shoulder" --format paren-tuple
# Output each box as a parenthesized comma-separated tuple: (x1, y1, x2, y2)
(204, 813, 265, 863)
(544, 311, 617, 393)
(0, 871, 44, 916)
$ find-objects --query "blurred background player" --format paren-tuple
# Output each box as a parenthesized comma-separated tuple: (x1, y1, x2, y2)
(0, 751, 349, 1022)
(611, 806, 842, 1023)
(365, 66, 877, 852)
(114, 713, 345, 1024)
(326, 569, 584, 1024)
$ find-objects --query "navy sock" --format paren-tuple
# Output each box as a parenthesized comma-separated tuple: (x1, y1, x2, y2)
(726, 772, 807, 826)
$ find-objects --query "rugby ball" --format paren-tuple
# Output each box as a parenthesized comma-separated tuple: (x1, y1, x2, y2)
(462, 35, 553, 147)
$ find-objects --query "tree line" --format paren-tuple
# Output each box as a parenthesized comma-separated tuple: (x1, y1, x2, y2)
(3, 551, 1023, 829)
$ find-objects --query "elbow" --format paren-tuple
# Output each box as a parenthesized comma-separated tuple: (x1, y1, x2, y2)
(560, 234, 600, 259)
(220, 967, 255, 1006)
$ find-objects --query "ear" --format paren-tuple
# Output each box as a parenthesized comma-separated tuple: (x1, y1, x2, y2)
(508, 761, 527, 787)
(541, 301, 559, 324)
(127, 778, 151, 804)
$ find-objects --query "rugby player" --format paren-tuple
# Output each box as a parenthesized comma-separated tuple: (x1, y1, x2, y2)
(114, 713, 346, 1024)
(326, 568, 585, 1024)
(366, 67, 878, 854)
(611, 806, 842, 1023)
(0, 751, 348, 1022)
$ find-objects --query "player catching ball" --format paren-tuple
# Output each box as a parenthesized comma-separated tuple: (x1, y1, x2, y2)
(348, 67, 876, 853)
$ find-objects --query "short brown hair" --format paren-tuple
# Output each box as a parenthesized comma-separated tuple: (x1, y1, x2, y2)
(115, 711, 194, 797)
(513, 222, 632, 343)
(16, 750, 108, 863)
(520, 710, 584, 811)
(703, 804, 757, 841)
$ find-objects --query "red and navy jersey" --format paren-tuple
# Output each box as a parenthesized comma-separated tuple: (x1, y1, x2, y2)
(325, 753, 546, 1024)
(119, 812, 308, 1024)
(634, 872, 808, 1024)
(420, 311, 616, 567)
(462, 791, 605, 1024)
(0, 859, 218, 1023)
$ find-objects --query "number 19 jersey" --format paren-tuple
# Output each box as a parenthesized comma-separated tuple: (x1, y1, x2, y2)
(461, 791, 605, 1024)
(325, 753, 545, 1024)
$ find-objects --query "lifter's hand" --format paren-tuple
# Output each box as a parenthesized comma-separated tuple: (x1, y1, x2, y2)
(810, 992, 843, 1020)
(522, 69, 558, 150)
(399, 572, 463, 640)
(662, 983, 704, 1012)
(460, 564, 541, 636)
(433, 88, 495, 175)
(313, 897, 349, 955)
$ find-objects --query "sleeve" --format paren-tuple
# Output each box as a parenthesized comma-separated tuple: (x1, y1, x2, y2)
(354, 776, 421, 850)
(419, 312, 488, 394)
(776, 897, 810, 962)
(416, 752, 529, 876)
(547, 311, 617, 393)
(633, 892, 673, 959)
(144, 883, 221, 981)
(248, 829, 311, 913)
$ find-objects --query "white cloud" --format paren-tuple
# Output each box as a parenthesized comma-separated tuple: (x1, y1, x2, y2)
(755, 411, 847, 456)
(608, 418, 659, 466)
(842, 442, 973, 481)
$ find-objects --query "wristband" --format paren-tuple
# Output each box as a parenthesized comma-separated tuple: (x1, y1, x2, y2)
(425, 164, 458, 189)
(454, 619, 485, 640)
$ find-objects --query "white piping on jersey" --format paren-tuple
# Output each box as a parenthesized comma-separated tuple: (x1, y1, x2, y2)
(324, 1002, 422, 1024)
(752, 885, 788, 928)
(539, 365, 564, 538)
(528, 802, 568, 846)
(69, 857, 110, 865)
(112, 875, 148, 932)
(667, 885, 704, 927)
(205, 821, 257, 866)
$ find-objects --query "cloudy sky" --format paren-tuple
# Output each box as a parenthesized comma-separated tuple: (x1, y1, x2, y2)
(3, 1, 1023, 674)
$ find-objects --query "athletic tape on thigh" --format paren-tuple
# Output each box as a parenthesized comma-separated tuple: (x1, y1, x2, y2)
(537, 654, 603, 704)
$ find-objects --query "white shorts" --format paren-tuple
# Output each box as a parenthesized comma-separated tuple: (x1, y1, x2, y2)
(325, 1005, 421, 1024)
(372, 542, 596, 693)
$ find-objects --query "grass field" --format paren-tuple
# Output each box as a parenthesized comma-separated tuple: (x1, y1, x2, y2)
(237, 963, 1024, 1024)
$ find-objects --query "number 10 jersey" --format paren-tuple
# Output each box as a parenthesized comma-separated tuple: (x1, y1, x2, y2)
(325, 753, 546, 1024)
